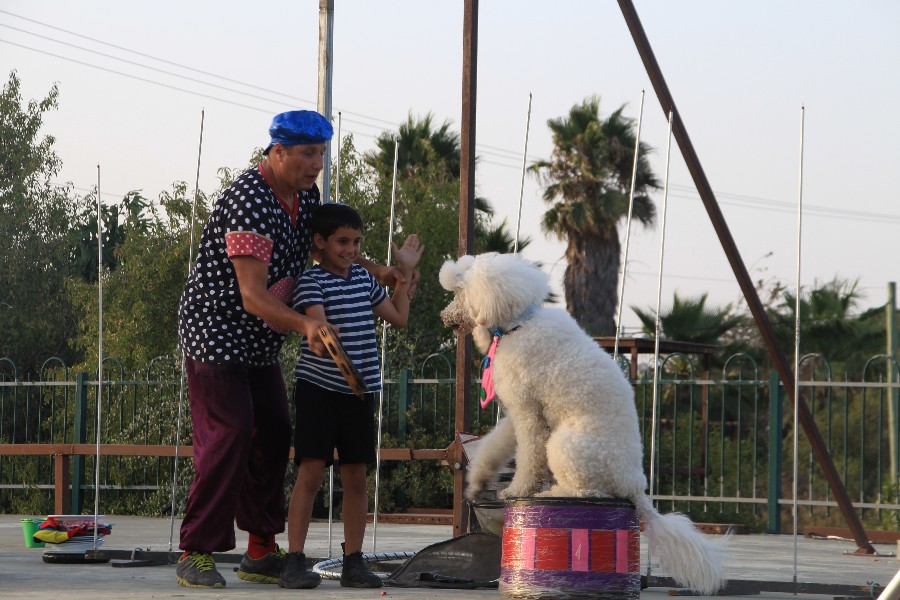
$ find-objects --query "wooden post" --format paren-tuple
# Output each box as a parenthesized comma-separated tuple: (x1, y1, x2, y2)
(54, 454, 71, 515)
(453, 0, 478, 537)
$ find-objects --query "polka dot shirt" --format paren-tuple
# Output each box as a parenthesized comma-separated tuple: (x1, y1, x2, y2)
(178, 164, 319, 366)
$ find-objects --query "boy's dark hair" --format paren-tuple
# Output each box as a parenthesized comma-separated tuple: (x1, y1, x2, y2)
(311, 202, 363, 238)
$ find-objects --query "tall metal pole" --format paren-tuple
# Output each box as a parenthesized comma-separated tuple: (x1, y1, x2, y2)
(169, 109, 205, 554)
(453, 0, 478, 538)
(616, 0, 874, 554)
(372, 137, 400, 552)
(791, 106, 805, 581)
(316, 0, 334, 201)
(335, 112, 342, 204)
(513, 92, 532, 255)
(648, 110, 673, 579)
(613, 89, 645, 360)
(93, 164, 103, 550)
(888, 282, 898, 488)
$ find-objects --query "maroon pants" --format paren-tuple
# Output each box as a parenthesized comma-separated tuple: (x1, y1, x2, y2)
(179, 358, 291, 553)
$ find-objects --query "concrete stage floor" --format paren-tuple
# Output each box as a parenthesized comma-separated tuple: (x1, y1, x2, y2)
(0, 514, 897, 599)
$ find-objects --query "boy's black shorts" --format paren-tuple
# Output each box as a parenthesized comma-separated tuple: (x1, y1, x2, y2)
(293, 378, 377, 467)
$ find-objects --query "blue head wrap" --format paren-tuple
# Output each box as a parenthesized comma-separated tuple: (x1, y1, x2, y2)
(264, 110, 333, 154)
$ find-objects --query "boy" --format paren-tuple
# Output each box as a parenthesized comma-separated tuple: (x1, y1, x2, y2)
(279, 203, 423, 589)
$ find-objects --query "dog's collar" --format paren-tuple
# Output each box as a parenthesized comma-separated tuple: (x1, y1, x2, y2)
(490, 304, 539, 338)
(480, 304, 538, 410)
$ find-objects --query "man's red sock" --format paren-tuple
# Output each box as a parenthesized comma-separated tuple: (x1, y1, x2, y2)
(247, 533, 275, 559)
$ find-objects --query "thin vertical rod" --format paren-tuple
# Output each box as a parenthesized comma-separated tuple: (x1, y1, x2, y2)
(335, 112, 342, 204)
(513, 92, 532, 255)
(613, 90, 646, 360)
(169, 109, 205, 554)
(93, 164, 103, 549)
(327, 109, 342, 557)
(791, 105, 805, 582)
(372, 136, 400, 552)
(647, 110, 674, 577)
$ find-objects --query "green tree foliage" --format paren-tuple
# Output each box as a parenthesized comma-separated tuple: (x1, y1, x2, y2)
(764, 278, 885, 374)
(366, 112, 530, 256)
(67, 183, 212, 373)
(530, 96, 659, 335)
(0, 71, 83, 376)
(632, 292, 746, 368)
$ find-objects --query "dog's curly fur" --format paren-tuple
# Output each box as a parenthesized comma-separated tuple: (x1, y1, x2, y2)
(440, 252, 725, 595)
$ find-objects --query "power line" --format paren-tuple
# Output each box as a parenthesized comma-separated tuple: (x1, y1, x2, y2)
(4, 12, 899, 228)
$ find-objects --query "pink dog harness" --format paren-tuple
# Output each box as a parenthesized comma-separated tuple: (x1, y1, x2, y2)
(479, 332, 501, 409)
(479, 304, 538, 410)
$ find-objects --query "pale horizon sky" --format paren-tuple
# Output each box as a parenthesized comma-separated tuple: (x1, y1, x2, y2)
(2, 1, 899, 335)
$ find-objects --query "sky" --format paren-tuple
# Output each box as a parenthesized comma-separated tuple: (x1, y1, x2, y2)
(2, 1, 899, 335)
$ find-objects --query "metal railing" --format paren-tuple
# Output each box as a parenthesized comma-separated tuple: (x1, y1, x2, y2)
(2, 353, 898, 531)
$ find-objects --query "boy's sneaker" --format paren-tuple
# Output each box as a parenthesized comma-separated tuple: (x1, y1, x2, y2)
(236, 546, 285, 584)
(340, 549, 382, 588)
(278, 551, 321, 589)
(176, 551, 226, 588)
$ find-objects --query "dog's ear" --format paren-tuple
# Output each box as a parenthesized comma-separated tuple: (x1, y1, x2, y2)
(439, 255, 476, 291)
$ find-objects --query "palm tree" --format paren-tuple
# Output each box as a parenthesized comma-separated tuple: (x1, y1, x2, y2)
(365, 111, 525, 254)
(531, 96, 659, 335)
(365, 112, 460, 181)
(632, 292, 744, 346)
(767, 278, 882, 370)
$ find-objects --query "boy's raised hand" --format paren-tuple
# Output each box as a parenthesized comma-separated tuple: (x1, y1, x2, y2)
(393, 234, 424, 272)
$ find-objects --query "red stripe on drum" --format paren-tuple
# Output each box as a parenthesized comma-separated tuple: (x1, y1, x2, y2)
(590, 530, 615, 572)
(535, 528, 569, 571)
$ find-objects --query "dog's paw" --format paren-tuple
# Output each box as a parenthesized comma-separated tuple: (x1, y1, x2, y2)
(464, 486, 482, 501)
(499, 482, 539, 500)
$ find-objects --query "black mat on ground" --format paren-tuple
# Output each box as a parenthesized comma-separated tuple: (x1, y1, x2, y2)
(383, 532, 501, 589)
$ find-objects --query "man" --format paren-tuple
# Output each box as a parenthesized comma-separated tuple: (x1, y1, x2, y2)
(175, 110, 407, 588)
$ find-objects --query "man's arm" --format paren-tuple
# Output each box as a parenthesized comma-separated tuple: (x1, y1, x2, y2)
(231, 255, 327, 356)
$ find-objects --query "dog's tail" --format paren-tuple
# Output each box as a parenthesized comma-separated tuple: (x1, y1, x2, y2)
(632, 493, 726, 594)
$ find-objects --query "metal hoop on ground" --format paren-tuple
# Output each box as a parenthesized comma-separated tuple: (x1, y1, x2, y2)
(313, 551, 416, 580)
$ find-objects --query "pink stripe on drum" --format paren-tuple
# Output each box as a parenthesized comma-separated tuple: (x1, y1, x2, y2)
(615, 529, 629, 573)
(571, 528, 589, 571)
(521, 527, 537, 569)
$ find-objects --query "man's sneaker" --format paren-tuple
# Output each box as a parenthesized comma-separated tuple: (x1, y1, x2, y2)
(278, 551, 321, 589)
(236, 546, 285, 584)
(340, 549, 382, 588)
(176, 551, 226, 588)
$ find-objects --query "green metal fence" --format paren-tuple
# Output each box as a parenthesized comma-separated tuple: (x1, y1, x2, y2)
(2, 353, 898, 530)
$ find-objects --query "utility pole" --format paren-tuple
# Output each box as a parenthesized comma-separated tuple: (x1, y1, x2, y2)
(316, 0, 334, 201)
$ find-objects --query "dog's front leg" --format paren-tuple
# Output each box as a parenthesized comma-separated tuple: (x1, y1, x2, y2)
(499, 409, 550, 499)
(465, 415, 516, 501)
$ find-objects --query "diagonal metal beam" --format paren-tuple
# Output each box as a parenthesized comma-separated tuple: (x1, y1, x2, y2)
(616, 0, 874, 554)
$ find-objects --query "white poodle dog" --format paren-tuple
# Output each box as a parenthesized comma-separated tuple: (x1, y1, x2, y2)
(440, 252, 724, 595)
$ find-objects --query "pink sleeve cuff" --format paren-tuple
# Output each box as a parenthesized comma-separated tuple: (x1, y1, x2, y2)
(225, 231, 274, 265)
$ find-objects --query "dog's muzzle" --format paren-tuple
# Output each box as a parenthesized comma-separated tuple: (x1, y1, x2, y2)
(440, 299, 476, 335)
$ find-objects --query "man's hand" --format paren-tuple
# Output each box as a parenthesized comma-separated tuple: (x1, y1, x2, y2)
(301, 316, 331, 357)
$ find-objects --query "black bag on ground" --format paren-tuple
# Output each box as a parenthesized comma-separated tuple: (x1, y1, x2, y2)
(383, 532, 501, 589)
